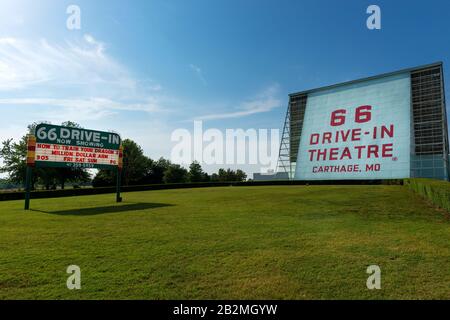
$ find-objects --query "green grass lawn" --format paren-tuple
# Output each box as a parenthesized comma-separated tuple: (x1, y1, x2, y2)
(1, 185, 450, 299)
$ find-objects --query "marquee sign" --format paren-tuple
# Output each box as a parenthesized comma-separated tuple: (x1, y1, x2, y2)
(33, 124, 122, 170)
(24, 124, 123, 209)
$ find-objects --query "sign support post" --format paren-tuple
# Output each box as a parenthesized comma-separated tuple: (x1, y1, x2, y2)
(24, 166, 32, 210)
(24, 135, 36, 210)
(116, 168, 122, 203)
(116, 144, 123, 203)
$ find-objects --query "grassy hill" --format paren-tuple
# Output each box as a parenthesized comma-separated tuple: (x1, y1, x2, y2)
(1, 185, 450, 299)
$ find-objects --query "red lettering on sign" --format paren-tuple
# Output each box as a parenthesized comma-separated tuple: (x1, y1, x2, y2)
(367, 145, 379, 158)
(382, 143, 393, 157)
(329, 148, 339, 161)
(330, 109, 346, 126)
(340, 147, 352, 160)
(340, 130, 351, 142)
(351, 128, 361, 141)
(322, 132, 332, 144)
(381, 125, 394, 138)
(355, 105, 372, 123)
(354, 146, 365, 159)
(310, 134, 320, 145)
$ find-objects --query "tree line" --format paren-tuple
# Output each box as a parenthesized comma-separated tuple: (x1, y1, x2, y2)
(0, 122, 247, 190)
(93, 138, 247, 187)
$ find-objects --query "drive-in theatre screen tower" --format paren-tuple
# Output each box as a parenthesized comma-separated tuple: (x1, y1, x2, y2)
(277, 62, 450, 181)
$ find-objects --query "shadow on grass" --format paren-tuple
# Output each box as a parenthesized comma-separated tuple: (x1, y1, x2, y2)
(31, 202, 173, 216)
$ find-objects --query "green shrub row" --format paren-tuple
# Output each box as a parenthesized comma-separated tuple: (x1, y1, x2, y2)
(404, 178, 450, 212)
(0, 179, 403, 202)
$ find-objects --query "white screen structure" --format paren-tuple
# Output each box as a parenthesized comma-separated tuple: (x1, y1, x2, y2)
(295, 72, 411, 180)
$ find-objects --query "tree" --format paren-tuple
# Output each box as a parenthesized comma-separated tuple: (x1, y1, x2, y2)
(0, 178, 19, 190)
(216, 168, 247, 182)
(201, 172, 210, 182)
(235, 169, 247, 182)
(121, 139, 150, 186)
(163, 164, 189, 183)
(188, 161, 208, 182)
(146, 157, 171, 184)
(0, 137, 29, 188)
(0, 121, 90, 190)
(55, 168, 90, 190)
(217, 168, 233, 182)
(92, 138, 153, 187)
(92, 169, 114, 187)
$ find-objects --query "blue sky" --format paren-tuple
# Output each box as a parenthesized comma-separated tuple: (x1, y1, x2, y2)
(0, 0, 449, 175)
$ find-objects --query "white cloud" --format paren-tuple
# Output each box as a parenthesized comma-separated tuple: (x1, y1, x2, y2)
(189, 63, 207, 85)
(0, 34, 172, 121)
(148, 84, 163, 91)
(196, 84, 281, 121)
(0, 97, 163, 112)
(0, 35, 136, 91)
(83, 34, 103, 51)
